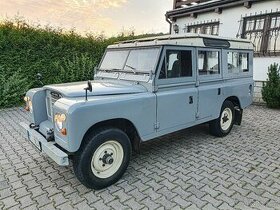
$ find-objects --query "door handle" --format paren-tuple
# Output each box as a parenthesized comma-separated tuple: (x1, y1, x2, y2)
(189, 96, 193, 104)
(218, 88, 221, 95)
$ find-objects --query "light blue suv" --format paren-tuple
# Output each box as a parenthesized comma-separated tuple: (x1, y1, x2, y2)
(21, 34, 254, 189)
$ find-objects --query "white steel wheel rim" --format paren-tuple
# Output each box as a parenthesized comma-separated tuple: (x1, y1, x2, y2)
(91, 140, 124, 179)
(220, 108, 233, 131)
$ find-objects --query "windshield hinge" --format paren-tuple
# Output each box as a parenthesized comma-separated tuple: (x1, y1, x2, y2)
(154, 122, 160, 130)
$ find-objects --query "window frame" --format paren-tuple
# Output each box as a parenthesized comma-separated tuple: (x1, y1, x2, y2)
(156, 46, 196, 86)
(241, 12, 280, 56)
(196, 48, 222, 82)
(223, 49, 253, 79)
(187, 22, 220, 36)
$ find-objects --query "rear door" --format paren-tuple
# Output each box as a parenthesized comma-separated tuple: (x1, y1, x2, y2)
(196, 48, 224, 121)
(155, 46, 198, 134)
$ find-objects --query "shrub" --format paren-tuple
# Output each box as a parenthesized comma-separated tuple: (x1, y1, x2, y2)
(262, 63, 280, 108)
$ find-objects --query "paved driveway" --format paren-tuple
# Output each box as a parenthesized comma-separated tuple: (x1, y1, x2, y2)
(0, 105, 280, 210)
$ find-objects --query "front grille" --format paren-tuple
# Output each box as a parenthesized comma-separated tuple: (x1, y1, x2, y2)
(46, 91, 62, 120)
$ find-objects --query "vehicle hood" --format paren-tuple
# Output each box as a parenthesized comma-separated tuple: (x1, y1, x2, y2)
(44, 80, 147, 97)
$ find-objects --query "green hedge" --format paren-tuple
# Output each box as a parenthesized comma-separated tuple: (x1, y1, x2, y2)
(0, 18, 163, 108)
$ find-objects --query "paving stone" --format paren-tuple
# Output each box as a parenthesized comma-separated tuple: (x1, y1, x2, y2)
(34, 193, 52, 208)
(140, 197, 160, 209)
(1, 196, 19, 209)
(74, 200, 92, 210)
(56, 201, 75, 210)
(90, 199, 111, 210)
(172, 196, 192, 208)
(18, 194, 34, 208)
(124, 198, 145, 210)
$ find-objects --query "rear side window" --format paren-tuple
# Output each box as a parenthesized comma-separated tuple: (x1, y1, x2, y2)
(198, 51, 220, 75)
(227, 52, 249, 73)
(159, 50, 193, 79)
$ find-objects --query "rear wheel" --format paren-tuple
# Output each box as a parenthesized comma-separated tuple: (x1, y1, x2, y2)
(209, 100, 235, 137)
(73, 127, 132, 189)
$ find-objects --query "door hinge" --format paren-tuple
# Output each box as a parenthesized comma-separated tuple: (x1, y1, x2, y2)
(196, 112, 200, 119)
(154, 122, 160, 130)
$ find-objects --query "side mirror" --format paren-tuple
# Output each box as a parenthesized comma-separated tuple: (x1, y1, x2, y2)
(87, 80, 93, 92)
(84, 80, 93, 101)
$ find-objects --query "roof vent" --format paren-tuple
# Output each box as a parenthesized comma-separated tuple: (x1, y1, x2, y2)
(203, 38, 230, 48)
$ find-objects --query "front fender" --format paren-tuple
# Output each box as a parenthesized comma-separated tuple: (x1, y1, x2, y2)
(56, 93, 156, 153)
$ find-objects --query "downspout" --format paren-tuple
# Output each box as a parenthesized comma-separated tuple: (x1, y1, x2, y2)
(165, 15, 172, 35)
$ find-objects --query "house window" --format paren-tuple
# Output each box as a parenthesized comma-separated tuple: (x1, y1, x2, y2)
(159, 50, 193, 79)
(198, 50, 220, 75)
(242, 12, 280, 56)
(188, 22, 219, 36)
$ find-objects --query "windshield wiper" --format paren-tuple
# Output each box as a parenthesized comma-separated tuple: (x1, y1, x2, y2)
(125, 64, 136, 74)
(98, 68, 121, 73)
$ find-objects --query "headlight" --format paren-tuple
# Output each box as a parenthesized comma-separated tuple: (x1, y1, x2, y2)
(24, 96, 33, 113)
(54, 113, 67, 135)
(24, 96, 30, 102)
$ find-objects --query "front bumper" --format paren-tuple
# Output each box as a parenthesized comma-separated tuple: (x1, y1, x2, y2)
(20, 122, 69, 166)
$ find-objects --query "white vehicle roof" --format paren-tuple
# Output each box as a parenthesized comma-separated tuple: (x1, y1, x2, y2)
(108, 33, 254, 50)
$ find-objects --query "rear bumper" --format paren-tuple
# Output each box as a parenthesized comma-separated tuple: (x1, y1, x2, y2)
(19, 122, 69, 166)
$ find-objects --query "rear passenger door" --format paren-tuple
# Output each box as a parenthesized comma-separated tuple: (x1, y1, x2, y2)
(196, 48, 224, 121)
(155, 46, 198, 134)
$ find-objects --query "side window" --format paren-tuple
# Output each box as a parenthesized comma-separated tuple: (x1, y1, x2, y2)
(227, 52, 249, 73)
(198, 51, 220, 75)
(159, 50, 193, 79)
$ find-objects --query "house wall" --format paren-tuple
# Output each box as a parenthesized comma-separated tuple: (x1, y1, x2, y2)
(172, 1, 280, 82)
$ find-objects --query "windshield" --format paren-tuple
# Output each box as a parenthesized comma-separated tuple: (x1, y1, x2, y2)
(100, 48, 160, 73)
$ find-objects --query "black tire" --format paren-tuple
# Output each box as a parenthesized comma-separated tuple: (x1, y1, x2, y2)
(209, 100, 235, 137)
(73, 127, 132, 189)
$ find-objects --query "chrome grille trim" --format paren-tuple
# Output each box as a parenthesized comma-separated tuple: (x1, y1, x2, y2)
(46, 90, 62, 121)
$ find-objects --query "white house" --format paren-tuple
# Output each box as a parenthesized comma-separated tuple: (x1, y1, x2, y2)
(166, 0, 280, 102)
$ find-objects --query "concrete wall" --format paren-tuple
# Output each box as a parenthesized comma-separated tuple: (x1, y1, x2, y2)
(172, 1, 280, 82)
(253, 81, 265, 104)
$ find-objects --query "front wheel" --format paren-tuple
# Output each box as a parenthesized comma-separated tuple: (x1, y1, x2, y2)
(73, 127, 132, 189)
(209, 100, 235, 137)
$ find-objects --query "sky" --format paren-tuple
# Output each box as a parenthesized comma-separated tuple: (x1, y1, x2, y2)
(0, 0, 173, 36)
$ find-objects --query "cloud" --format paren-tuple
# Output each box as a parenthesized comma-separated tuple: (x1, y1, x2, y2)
(0, 0, 128, 35)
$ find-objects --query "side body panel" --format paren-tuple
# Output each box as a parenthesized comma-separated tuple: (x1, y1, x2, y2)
(196, 81, 224, 121)
(156, 85, 198, 132)
(54, 93, 157, 152)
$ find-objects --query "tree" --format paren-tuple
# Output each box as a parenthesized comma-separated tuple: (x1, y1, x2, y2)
(262, 63, 280, 108)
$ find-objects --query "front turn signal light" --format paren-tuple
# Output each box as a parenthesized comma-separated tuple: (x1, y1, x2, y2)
(61, 128, 67, 136)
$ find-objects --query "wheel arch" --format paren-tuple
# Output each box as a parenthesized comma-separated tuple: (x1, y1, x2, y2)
(224, 96, 243, 125)
(224, 96, 241, 108)
(81, 118, 142, 153)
